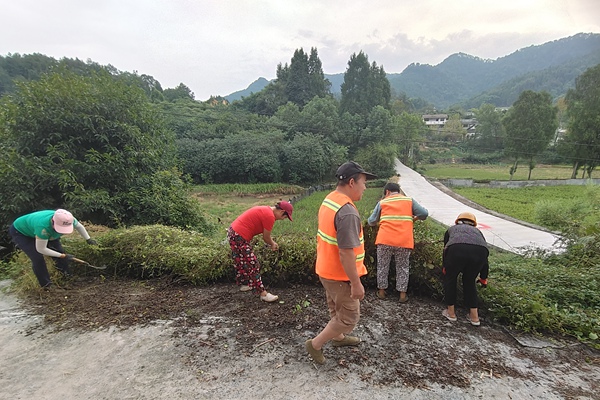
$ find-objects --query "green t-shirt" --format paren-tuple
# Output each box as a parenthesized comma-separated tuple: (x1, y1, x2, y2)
(13, 210, 79, 241)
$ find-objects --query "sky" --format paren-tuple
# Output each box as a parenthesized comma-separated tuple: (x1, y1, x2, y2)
(2, 0, 599, 101)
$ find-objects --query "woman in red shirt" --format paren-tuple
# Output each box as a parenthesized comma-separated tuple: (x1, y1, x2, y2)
(227, 201, 293, 302)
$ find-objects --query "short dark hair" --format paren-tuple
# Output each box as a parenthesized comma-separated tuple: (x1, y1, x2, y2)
(383, 182, 400, 193)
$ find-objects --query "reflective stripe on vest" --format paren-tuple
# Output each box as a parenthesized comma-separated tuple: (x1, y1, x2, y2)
(375, 194, 415, 249)
(315, 191, 367, 281)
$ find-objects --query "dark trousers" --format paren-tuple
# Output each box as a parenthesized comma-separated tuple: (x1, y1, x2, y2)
(443, 243, 489, 309)
(9, 224, 70, 287)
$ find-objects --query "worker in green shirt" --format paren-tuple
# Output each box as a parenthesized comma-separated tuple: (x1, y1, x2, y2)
(9, 209, 97, 289)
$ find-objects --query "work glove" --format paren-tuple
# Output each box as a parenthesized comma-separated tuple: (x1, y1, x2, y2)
(63, 253, 75, 261)
(86, 238, 98, 245)
(477, 278, 488, 288)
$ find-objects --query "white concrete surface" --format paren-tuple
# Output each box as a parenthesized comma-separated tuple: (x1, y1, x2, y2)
(395, 160, 562, 254)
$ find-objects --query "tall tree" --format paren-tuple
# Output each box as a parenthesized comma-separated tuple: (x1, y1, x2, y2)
(298, 96, 340, 140)
(394, 112, 427, 167)
(365, 105, 395, 144)
(503, 90, 558, 180)
(340, 52, 390, 117)
(564, 64, 600, 178)
(473, 103, 505, 151)
(283, 47, 330, 107)
(308, 47, 331, 98)
(284, 48, 311, 106)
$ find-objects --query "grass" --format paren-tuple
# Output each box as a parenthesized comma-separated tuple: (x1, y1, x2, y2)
(421, 163, 574, 181)
(273, 187, 383, 237)
(193, 183, 305, 196)
(192, 183, 305, 230)
(451, 185, 592, 225)
(193, 181, 384, 239)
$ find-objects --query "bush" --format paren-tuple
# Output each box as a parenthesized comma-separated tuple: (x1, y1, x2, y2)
(77, 225, 232, 285)
(462, 151, 504, 164)
(251, 235, 318, 286)
(0, 69, 209, 233)
(534, 199, 578, 230)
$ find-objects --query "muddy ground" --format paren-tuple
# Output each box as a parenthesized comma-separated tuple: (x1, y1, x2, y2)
(1, 276, 599, 400)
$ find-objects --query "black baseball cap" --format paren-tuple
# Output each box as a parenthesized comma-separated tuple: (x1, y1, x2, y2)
(336, 161, 378, 180)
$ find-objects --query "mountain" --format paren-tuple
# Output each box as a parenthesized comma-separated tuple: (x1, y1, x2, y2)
(226, 33, 600, 109)
(390, 32, 600, 108)
(223, 74, 346, 102)
(461, 48, 600, 109)
(224, 77, 271, 102)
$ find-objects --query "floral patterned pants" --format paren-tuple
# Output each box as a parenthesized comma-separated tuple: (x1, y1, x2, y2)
(376, 244, 411, 292)
(227, 227, 265, 293)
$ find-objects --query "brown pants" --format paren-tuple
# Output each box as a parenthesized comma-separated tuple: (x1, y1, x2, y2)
(319, 277, 360, 334)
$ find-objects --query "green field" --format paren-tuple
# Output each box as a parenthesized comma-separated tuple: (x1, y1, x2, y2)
(193, 183, 383, 237)
(451, 185, 591, 225)
(422, 163, 574, 181)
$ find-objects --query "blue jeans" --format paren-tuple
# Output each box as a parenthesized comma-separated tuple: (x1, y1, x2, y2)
(9, 224, 70, 287)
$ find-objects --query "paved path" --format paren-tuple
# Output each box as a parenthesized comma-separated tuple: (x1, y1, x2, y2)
(395, 160, 562, 254)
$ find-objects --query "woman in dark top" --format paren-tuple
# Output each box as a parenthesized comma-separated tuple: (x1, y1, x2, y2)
(442, 212, 489, 326)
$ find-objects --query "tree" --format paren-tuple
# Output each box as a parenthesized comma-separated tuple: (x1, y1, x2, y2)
(0, 69, 209, 233)
(338, 111, 367, 157)
(503, 90, 558, 180)
(472, 103, 505, 152)
(280, 133, 337, 184)
(564, 64, 600, 178)
(235, 47, 330, 115)
(365, 105, 395, 144)
(184, 131, 285, 184)
(233, 81, 287, 116)
(298, 96, 340, 140)
(353, 143, 397, 179)
(308, 48, 331, 98)
(281, 47, 331, 108)
(284, 48, 311, 106)
(163, 83, 195, 102)
(270, 102, 302, 138)
(340, 52, 390, 117)
(441, 114, 467, 142)
(394, 112, 427, 167)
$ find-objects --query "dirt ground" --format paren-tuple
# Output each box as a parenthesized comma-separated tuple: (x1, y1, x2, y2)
(1, 276, 599, 400)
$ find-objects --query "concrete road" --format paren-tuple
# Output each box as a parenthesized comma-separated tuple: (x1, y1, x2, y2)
(395, 160, 562, 254)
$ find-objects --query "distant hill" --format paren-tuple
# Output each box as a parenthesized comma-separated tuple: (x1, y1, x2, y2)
(461, 48, 600, 109)
(224, 77, 271, 102)
(226, 33, 600, 109)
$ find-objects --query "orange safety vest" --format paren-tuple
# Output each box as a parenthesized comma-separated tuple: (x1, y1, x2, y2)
(375, 194, 415, 249)
(315, 191, 367, 281)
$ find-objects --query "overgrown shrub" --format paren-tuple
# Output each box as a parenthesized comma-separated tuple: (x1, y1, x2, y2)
(534, 199, 585, 231)
(72, 225, 232, 285)
(252, 235, 318, 286)
(0, 69, 211, 235)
